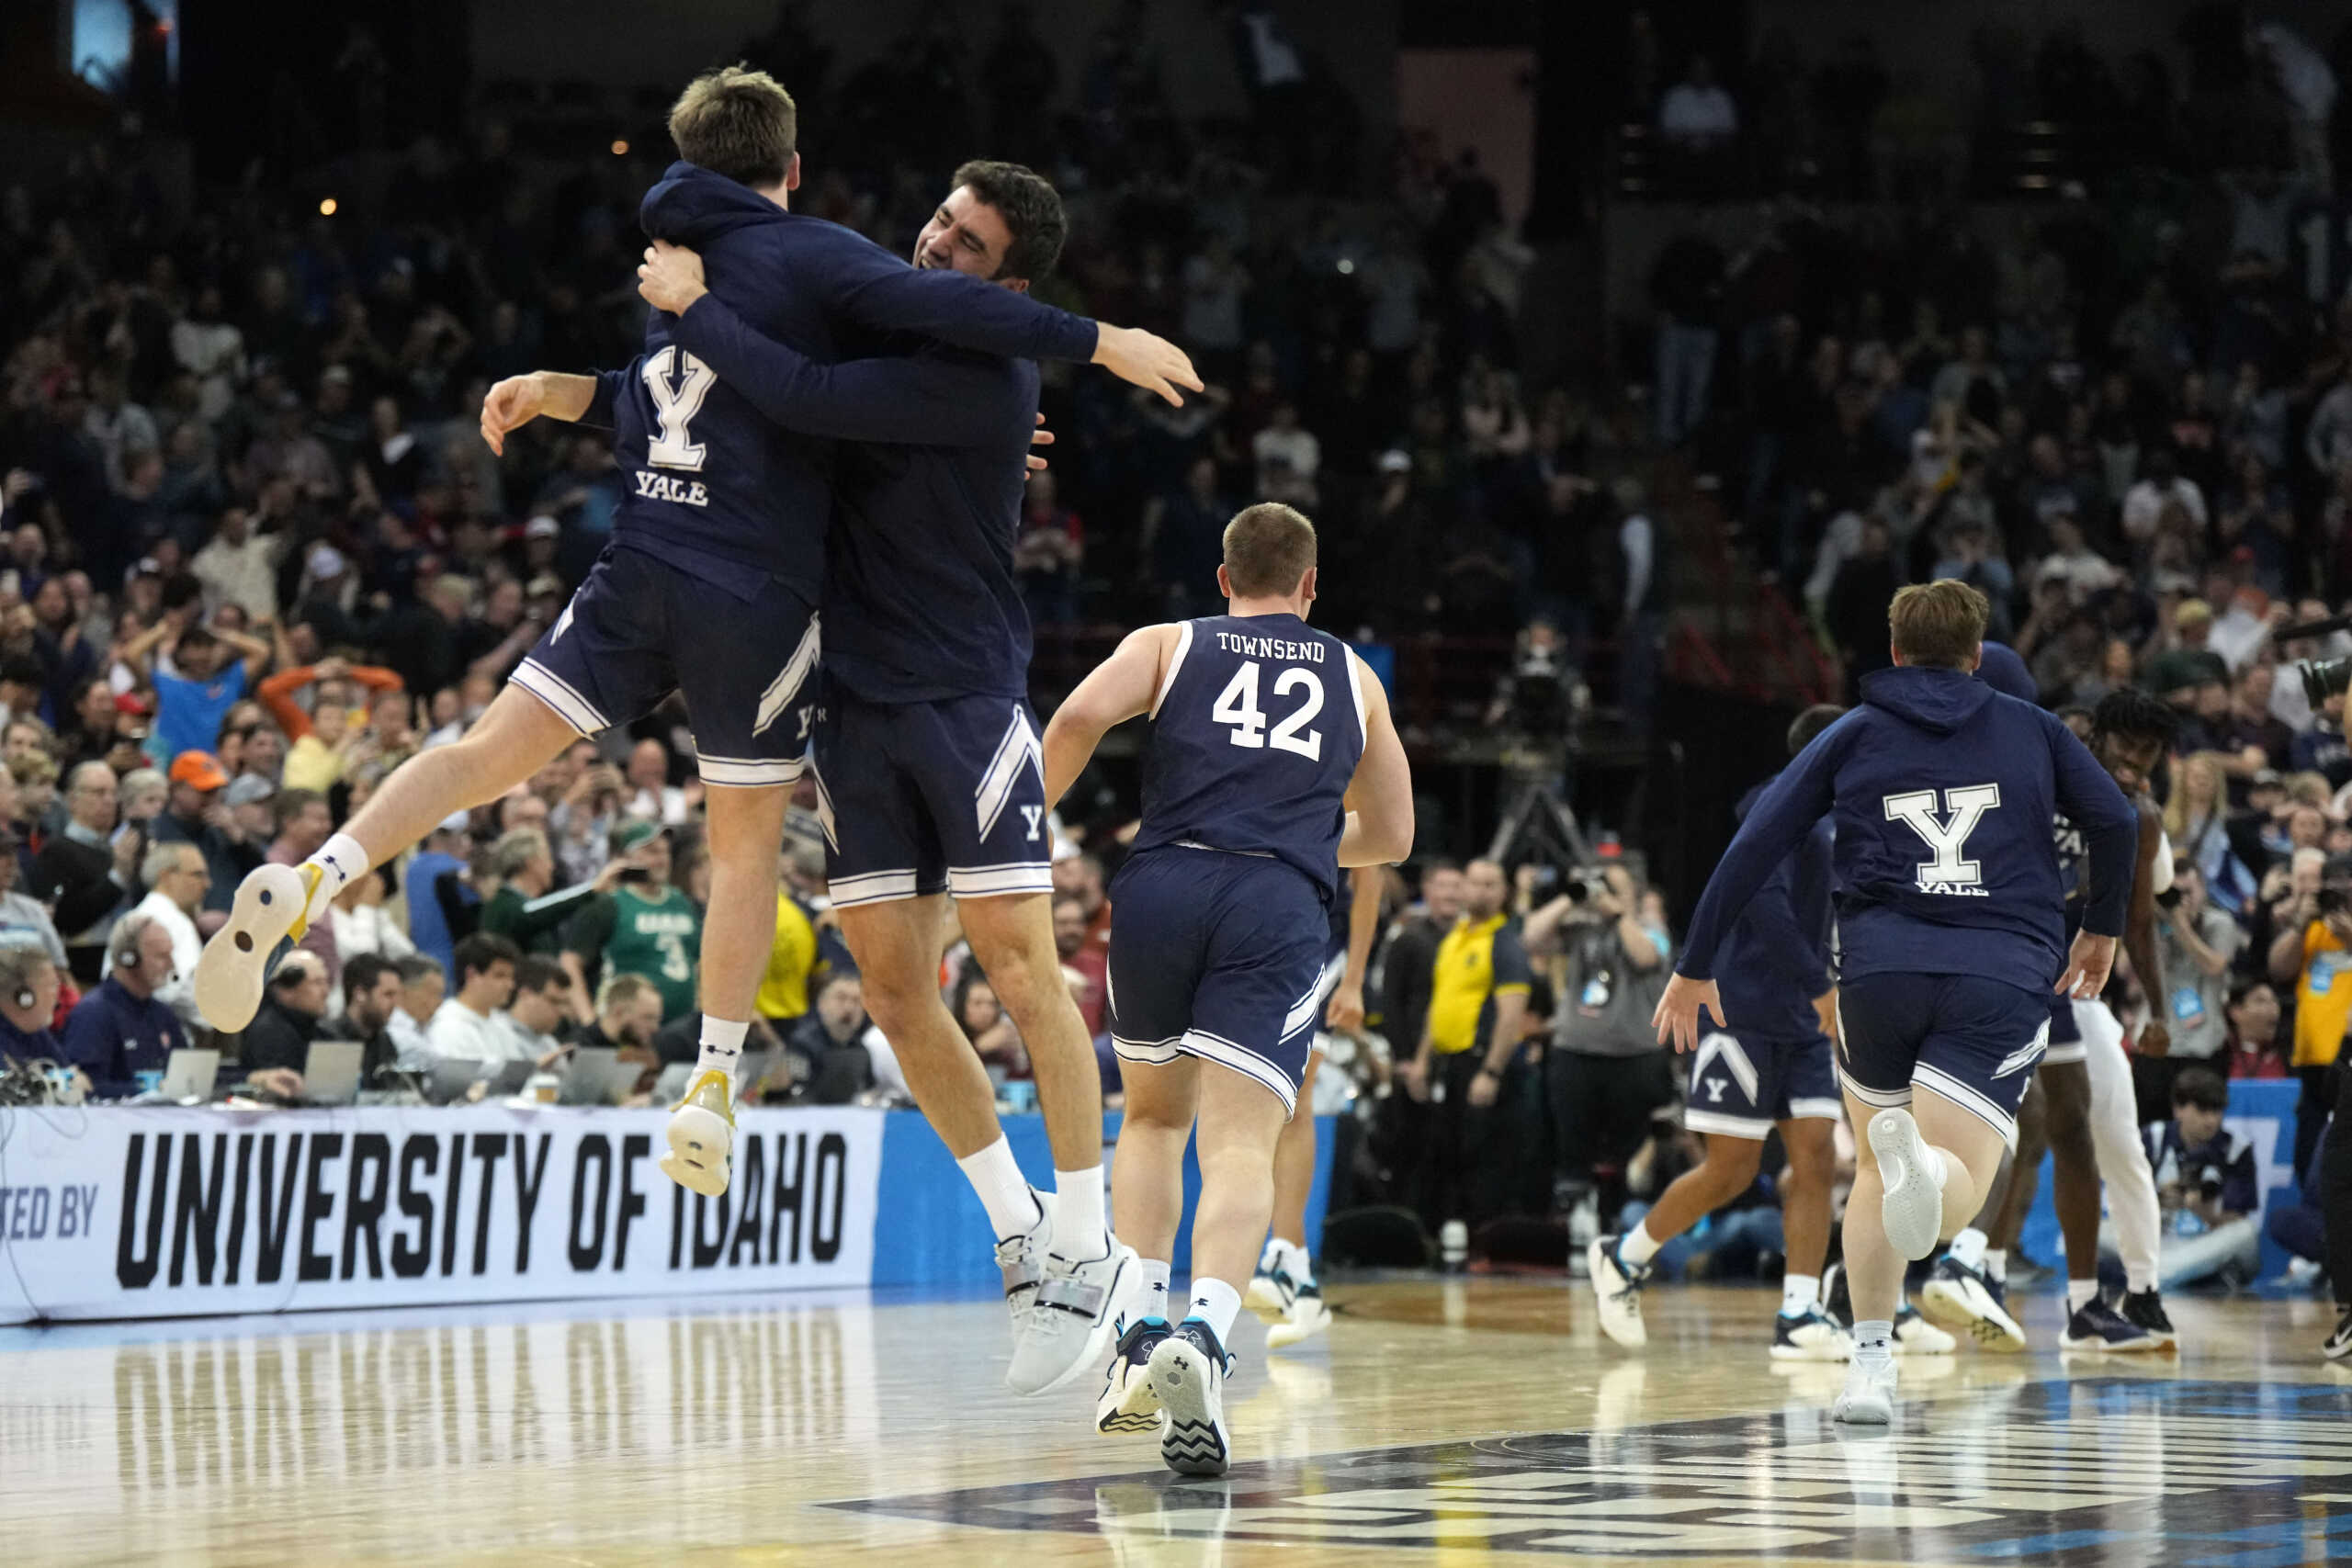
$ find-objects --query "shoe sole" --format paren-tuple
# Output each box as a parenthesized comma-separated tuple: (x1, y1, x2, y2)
(1585, 1238, 1646, 1349)
(1148, 1338, 1228, 1477)
(660, 1104, 732, 1197)
(1244, 1276, 1290, 1323)
(1266, 1300, 1331, 1351)
(1917, 1278, 2028, 1352)
(1869, 1111, 1942, 1262)
(2325, 1338, 2352, 1362)
(1008, 1247, 1136, 1397)
(2060, 1332, 2159, 1353)
(1095, 1369, 1164, 1435)
(194, 863, 306, 1032)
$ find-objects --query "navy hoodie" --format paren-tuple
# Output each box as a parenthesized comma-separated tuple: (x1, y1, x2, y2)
(1679, 665, 2135, 992)
(1700, 775, 1835, 1043)
(584, 163, 1098, 605)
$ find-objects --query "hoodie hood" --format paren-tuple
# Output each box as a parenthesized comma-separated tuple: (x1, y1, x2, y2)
(640, 161, 787, 245)
(1974, 641, 2037, 704)
(1860, 664, 1996, 735)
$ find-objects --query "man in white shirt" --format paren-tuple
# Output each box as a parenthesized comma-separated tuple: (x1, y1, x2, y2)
(425, 933, 520, 1059)
(2035, 516, 2124, 604)
(1251, 402, 1321, 509)
(130, 841, 209, 1028)
(190, 507, 284, 625)
(493, 955, 574, 1070)
(386, 953, 444, 1064)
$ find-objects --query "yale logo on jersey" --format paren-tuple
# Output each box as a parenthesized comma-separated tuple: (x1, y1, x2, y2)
(634, 470, 709, 508)
(1883, 783, 1999, 897)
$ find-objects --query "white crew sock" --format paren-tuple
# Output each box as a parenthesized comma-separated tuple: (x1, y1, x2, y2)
(304, 833, 368, 918)
(1619, 1220, 1662, 1266)
(1946, 1227, 1988, 1270)
(1051, 1166, 1107, 1260)
(1781, 1273, 1820, 1317)
(958, 1138, 1043, 1241)
(1984, 1247, 2007, 1283)
(1140, 1258, 1172, 1321)
(695, 1016, 747, 1085)
(1852, 1318, 1894, 1368)
(2066, 1278, 2099, 1313)
(1186, 1277, 1242, 1343)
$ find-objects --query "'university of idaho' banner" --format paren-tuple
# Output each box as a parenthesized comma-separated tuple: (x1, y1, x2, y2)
(0, 1106, 883, 1323)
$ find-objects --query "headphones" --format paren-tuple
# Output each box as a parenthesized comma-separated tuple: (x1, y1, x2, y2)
(111, 914, 151, 973)
(11, 986, 32, 1011)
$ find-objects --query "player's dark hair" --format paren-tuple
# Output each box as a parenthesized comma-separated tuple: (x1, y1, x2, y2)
(1887, 579, 1989, 669)
(2170, 1065, 2227, 1112)
(2090, 687, 2179, 747)
(950, 159, 1069, 282)
(669, 64, 797, 189)
(1786, 704, 1845, 757)
(1222, 502, 1317, 597)
(453, 932, 522, 987)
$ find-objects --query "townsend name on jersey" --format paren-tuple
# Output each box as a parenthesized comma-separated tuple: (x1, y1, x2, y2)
(1213, 630, 1327, 662)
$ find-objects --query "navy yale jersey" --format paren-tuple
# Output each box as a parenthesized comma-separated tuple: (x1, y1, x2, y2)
(1130, 614, 1367, 903)
(584, 162, 1096, 604)
(1678, 665, 2135, 991)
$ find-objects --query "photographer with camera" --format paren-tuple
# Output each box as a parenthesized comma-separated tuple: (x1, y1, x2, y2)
(2267, 848, 2352, 1180)
(1524, 861, 1675, 1229)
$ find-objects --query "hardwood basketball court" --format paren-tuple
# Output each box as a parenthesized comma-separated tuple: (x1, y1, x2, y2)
(6, 1278, 2347, 1565)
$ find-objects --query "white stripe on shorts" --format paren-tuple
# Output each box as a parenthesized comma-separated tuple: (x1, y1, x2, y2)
(697, 752, 803, 787)
(510, 659, 605, 736)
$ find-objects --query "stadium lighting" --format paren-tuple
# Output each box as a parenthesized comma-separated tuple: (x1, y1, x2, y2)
(319, 197, 337, 216)
(612, 140, 629, 156)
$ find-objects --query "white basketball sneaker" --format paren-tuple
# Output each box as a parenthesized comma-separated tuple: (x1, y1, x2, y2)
(1007, 1239, 1138, 1396)
(1868, 1110, 1945, 1261)
(991, 1188, 1054, 1339)
(1095, 1314, 1172, 1436)
(195, 863, 325, 1032)
(1148, 1319, 1234, 1477)
(1831, 1357, 1897, 1425)
(659, 1069, 734, 1196)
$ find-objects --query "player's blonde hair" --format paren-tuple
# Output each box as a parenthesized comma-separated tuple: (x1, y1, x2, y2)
(669, 64, 798, 189)
(1222, 502, 1317, 598)
(1888, 579, 1989, 670)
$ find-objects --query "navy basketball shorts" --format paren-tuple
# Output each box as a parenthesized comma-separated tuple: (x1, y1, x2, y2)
(1836, 973, 2052, 1149)
(1105, 847, 1331, 1114)
(2041, 993, 2087, 1066)
(811, 682, 1053, 908)
(1684, 1029, 1841, 1141)
(511, 546, 819, 787)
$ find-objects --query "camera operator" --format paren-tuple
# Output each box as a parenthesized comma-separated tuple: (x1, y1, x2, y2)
(1485, 615, 1588, 736)
(1524, 862, 1676, 1219)
(2267, 853, 2352, 1180)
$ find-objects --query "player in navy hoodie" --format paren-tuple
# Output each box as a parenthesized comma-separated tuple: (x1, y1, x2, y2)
(1655, 581, 2136, 1425)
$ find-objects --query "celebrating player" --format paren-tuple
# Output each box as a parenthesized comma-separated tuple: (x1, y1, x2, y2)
(1040, 504, 1413, 1475)
(1655, 581, 2137, 1425)
(1590, 703, 1876, 1361)
(627, 159, 1159, 1393)
(192, 68, 1198, 1214)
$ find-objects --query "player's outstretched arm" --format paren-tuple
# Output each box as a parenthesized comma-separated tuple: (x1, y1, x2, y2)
(1041, 626, 1176, 810)
(1338, 654, 1412, 868)
(778, 224, 1204, 407)
(654, 272, 1017, 447)
(481, 371, 613, 455)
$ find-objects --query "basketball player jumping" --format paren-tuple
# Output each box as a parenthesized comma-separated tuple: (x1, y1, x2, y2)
(1656, 581, 2137, 1424)
(1040, 504, 1413, 1475)
(194, 67, 1195, 1248)
(628, 157, 1169, 1394)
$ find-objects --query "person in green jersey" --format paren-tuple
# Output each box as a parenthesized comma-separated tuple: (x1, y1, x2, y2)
(563, 822, 703, 1023)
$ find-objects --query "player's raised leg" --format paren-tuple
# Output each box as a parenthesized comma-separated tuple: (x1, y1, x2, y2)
(660, 779, 792, 1196)
(196, 682, 582, 1032)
